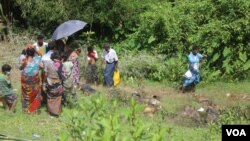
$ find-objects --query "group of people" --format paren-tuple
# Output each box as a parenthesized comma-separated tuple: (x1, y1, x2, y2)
(0, 35, 119, 117)
(0, 34, 206, 115)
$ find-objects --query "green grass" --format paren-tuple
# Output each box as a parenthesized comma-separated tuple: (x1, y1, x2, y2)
(0, 42, 249, 141)
(0, 80, 249, 141)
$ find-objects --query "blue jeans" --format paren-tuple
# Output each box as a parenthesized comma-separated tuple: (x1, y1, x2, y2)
(183, 71, 200, 87)
(104, 63, 115, 87)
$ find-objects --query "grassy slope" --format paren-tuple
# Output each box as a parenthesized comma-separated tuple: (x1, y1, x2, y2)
(0, 42, 249, 141)
(0, 81, 249, 141)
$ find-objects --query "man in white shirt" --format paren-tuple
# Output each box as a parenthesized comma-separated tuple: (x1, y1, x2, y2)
(42, 41, 56, 63)
(102, 43, 118, 87)
(33, 35, 48, 56)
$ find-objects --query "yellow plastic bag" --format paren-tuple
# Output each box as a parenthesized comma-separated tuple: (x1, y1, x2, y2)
(113, 69, 121, 86)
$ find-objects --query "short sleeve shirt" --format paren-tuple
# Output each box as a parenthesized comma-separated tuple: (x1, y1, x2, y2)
(33, 42, 48, 56)
(102, 49, 118, 63)
(22, 56, 41, 76)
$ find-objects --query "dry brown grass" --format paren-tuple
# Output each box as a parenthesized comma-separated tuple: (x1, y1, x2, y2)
(0, 32, 37, 81)
(0, 41, 22, 81)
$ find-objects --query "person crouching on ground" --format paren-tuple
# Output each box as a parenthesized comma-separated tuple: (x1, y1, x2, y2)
(0, 64, 17, 111)
(44, 51, 64, 117)
(86, 46, 98, 85)
(182, 46, 206, 93)
(102, 43, 118, 87)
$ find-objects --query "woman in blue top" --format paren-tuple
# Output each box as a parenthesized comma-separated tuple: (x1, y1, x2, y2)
(20, 45, 43, 113)
(182, 46, 205, 93)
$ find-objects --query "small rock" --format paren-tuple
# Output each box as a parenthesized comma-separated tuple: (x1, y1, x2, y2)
(197, 107, 205, 112)
(144, 106, 157, 114)
(226, 93, 231, 97)
(80, 84, 96, 93)
(32, 133, 41, 138)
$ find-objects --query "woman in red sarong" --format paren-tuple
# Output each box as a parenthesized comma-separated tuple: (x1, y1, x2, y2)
(20, 45, 43, 113)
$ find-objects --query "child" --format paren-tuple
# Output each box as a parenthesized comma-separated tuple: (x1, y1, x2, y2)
(0, 64, 17, 111)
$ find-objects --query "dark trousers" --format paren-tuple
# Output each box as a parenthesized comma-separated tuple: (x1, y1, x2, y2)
(104, 63, 115, 87)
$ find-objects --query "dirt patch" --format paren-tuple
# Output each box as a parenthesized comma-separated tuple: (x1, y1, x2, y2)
(226, 93, 250, 101)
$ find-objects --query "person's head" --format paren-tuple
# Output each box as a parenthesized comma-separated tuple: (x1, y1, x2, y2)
(51, 51, 61, 61)
(2, 64, 11, 75)
(62, 53, 70, 62)
(103, 43, 110, 52)
(56, 40, 65, 53)
(37, 35, 45, 46)
(26, 47, 36, 58)
(47, 41, 56, 52)
(75, 48, 81, 55)
(25, 43, 34, 50)
(21, 49, 26, 55)
(192, 46, 199, 55)
(87, 46, 93, 52)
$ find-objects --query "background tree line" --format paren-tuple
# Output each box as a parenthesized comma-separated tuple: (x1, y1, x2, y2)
(1, 0, 250, 82)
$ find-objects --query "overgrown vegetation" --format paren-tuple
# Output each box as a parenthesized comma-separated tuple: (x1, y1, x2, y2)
(59, 95, 168, 141)
(9, 0, 250, 82)
(0, 1, 250, 140)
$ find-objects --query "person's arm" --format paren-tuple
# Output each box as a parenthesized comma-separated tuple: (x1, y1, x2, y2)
(44, 62, 48, 78)
(39, 62, 44, 69)
(20, 58, 27, 70)
(94, 50, 98, 61)
(6, 73, 11, 88)
(33, 44, 41, 56)
(197, 53, 203, 59)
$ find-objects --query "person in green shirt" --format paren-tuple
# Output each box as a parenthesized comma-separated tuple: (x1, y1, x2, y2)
(61, 52, 77, 107)
(0, 64, 17, 111)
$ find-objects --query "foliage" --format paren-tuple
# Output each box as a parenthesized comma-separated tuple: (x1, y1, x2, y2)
(59, 94, 169, 141)
(14, 0, 152, 39)
(12, 0, 250, 81)
(117, 0, 250, 80)
(117, 50, 186, 83)
(208, 105, 250, 132)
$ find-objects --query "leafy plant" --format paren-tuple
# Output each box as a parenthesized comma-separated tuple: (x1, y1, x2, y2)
(60, 94, 169, 141)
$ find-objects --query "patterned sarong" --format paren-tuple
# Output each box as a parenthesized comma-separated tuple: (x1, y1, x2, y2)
(21, 74, 41, 113)
(45, 80, 63, 116)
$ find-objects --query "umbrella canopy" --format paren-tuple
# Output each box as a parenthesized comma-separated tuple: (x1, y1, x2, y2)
(52, 20, 87, 40)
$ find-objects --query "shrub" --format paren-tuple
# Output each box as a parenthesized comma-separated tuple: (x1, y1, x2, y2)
(118, 0, 250, 80)
(59, 94, 169, 141)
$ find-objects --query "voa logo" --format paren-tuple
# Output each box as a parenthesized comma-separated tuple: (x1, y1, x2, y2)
(226, 129, 246, 136)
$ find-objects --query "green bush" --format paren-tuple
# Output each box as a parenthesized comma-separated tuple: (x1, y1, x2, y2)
(117, 50, 221, 84)
(117, 50, 185, 82)
(12, 0, 250, 81)
(118, 0, 250, 80)
(59, 94, 169, 141)
(14, 0, 153, 39)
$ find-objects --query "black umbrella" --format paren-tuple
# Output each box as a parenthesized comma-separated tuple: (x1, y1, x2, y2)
(52, 20, 87, 40)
